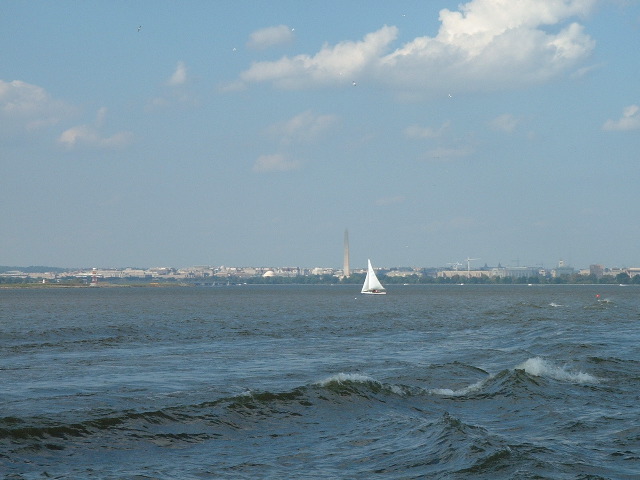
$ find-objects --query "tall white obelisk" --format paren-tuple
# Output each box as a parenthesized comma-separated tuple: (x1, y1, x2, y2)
(343, 229, 350, 277)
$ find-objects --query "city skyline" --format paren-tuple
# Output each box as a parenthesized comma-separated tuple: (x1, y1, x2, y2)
(0, 256, 635, 273)
(3, 261, 640, 288)
(2, 1, 639, 269)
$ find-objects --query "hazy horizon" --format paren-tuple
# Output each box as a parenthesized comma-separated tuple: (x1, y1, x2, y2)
(2, 1, 639, 269)
(0, 258, 630, 272)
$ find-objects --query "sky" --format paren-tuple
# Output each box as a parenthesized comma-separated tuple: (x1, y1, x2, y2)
(1, 0, 639, 270)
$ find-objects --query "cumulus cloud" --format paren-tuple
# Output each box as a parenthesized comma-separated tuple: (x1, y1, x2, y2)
(0, 79, 74, 133)
(240, 25, 398, 89)
(252, 153, 300, 173)
(602, 104, 640, 131)
(489, 113, 519, 132)
(247, 25, 294, 50)
(267, 110, 338, 145)
(167, 61, 188, 86)
(235, 0, 595, 93)
(58, 107, 133, 149)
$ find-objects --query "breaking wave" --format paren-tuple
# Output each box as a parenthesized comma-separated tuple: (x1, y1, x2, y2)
(516, 357, 599, 384)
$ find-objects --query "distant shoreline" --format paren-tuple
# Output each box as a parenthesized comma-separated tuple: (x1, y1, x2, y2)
(1, 281, 636, 290)
(0, 282, 186, 289)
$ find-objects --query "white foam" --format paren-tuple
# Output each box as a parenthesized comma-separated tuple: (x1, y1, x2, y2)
(389, 384, 406, 396)
(516, 357, 598, 384)
(316, 372, 378, 387)
(429, 378, 488, 397)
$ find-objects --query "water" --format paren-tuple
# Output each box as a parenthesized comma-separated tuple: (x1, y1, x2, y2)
(1, 284, 638, 479)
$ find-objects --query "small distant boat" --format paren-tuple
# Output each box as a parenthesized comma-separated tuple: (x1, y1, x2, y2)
(362, 259, 386, 295)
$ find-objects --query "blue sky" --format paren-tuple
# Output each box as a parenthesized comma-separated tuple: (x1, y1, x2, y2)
(1, 0, 639, 270)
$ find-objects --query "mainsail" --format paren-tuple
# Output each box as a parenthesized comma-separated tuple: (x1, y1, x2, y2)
(362, 259, 386, 294)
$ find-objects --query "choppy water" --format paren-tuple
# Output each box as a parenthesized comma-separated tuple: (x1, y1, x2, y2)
(1, 284, 638, 479)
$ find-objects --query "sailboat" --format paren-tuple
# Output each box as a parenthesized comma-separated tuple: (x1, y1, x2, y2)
(361, 259, 386, 295)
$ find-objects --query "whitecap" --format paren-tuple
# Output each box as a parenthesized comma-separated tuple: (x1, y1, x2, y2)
(429, 377, 488, 397)
(316, 372, 378, 387)
(516, 357, 598, 384)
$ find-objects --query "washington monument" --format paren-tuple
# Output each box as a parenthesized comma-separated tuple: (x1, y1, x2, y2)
(343, 229, 350, 277)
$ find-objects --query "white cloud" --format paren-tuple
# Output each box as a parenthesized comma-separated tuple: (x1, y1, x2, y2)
(267, 110, 338, 144)
(0, 79, 74, 133)
(147, 62, 198, 110)
(167, 61, 187, 86)
(602, 104, 640, 131)
(405, 121, 450, 139)
(247, 25, 294, 50)
(58, 107, 133, 149)
(489, 113, 519, 132)
(236, 0, 595, 93)
(240, 25, 398, 89)
(252, 153, 300, 173)
(254, 111, 337, 173)
(58, 126, 133, 149)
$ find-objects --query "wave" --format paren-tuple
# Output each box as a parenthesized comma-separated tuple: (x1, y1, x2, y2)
(315, 372, 410, 397)
(0, 361, 600, 454)
(428, 378, 488, 397)
(2, 366, 627, 480)
(316, 372, 378, 387)
(426, 357, 599, 400)
(516, 357, 599, 384)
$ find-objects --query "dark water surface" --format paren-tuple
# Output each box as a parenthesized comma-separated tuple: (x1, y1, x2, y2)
(1, 284, 638, 479)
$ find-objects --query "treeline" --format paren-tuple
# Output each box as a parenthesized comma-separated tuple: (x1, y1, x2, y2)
(0, 266, 69, 274)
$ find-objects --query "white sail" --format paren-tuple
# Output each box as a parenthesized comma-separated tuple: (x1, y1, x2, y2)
(362, 259, 386, 294)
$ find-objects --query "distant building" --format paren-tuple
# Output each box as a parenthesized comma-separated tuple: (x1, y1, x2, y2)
(491, 266, 539, 278)
(437, 270, 486, 279)
(553, 260, 575, 277)
(590, 264, 605, 279)
(627, 268, 640, 279)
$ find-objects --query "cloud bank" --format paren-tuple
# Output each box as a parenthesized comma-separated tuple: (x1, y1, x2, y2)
(236, 0, 596, 94)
